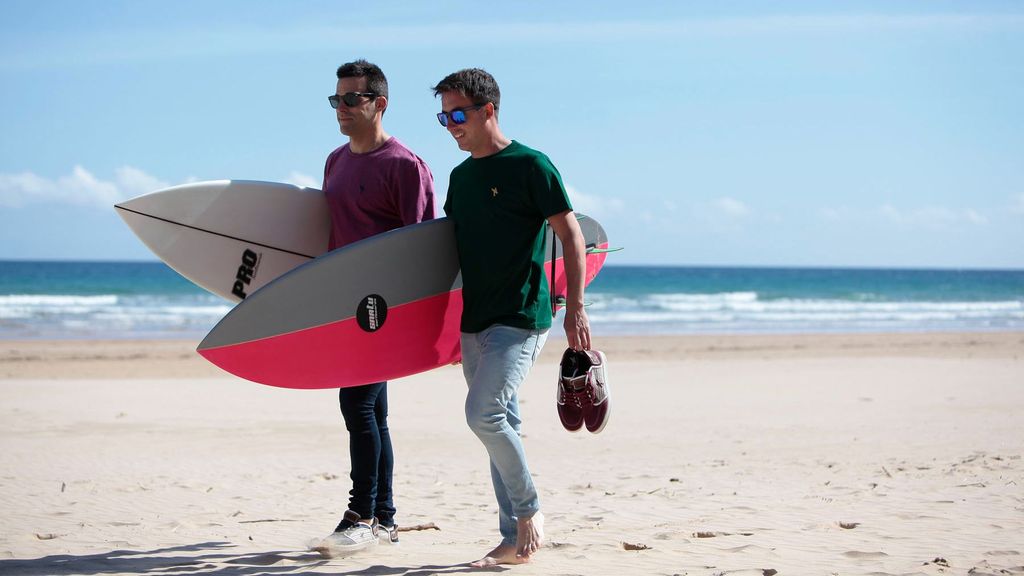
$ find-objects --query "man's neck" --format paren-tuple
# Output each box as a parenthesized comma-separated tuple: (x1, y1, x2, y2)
(471, 131, 512, 159)
(348, 126, 390, 154)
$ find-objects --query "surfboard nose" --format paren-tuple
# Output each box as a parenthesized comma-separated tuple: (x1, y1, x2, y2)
(112, 180, 330, 302)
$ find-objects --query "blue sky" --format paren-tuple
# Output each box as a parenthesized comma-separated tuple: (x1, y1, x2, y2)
(1, 1, 1022, 268)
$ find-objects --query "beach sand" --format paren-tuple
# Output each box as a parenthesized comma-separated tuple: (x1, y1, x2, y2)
(1, 332, 1022, 575)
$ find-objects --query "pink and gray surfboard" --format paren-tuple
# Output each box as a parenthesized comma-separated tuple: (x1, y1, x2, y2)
(197, 214, 609, 389)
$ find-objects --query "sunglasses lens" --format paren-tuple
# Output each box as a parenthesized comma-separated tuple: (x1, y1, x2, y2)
(341, 93, 362, 107)
(328, 95, 339, 109)
(436, 112, 448, 127)
(451, 110, 467, 125)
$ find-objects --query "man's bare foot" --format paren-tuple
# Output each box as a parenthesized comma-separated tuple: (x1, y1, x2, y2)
(469, 543, 527, 568)
(515, 511, 544, 559)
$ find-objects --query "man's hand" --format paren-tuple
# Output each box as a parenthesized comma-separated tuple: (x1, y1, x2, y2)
(564, 305, 591, 351)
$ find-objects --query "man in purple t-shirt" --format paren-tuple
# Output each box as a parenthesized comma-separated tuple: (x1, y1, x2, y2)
(317, 59, 435, 555)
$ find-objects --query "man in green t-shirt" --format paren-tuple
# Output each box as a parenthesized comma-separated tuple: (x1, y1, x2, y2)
(432, 68, 591, 567)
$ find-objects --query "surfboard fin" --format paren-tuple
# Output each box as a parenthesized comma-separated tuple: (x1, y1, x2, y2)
(553, 295, 593, 308)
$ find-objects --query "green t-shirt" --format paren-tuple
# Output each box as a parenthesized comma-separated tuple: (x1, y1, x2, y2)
(443, 141, 572, 333)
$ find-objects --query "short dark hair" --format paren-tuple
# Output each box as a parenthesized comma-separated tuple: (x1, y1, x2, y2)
(336, 59, 388, 99)
(432, 68, 500, 110)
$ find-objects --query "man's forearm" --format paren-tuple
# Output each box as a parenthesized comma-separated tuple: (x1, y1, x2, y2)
(561, 229, 586, 311)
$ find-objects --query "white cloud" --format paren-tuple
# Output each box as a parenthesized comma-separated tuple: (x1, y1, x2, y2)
(965, 210, 988, 225)
(691, 197, 754, 233)
(819, 206, 853, 221)
(0, 165, 169, 209)
(565, 185, 624, 218)
(879, 204, 986, 226)
(714, 197, 751, 218)
(879, 204, 900, 221)
(285, 171, 320, 189)
(115, 166, 169, 198)
(916, 206, 960, 224)
(1011, 193, 1024, 215)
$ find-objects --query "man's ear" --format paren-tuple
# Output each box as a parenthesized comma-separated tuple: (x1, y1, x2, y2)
(375, 95, 388, 115)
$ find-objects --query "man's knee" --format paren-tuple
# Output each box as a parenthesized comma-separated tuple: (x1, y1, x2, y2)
(465, 396, 504, 436)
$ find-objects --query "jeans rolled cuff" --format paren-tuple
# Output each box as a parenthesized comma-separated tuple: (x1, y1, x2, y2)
(512, 504, 541, 520)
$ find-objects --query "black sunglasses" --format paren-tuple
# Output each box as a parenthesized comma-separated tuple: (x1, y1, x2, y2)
(436, 104, 487, 127)
(328, 92, 379, 109)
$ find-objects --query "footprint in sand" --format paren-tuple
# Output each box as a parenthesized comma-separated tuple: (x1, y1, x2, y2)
(842, 550, 889, 558)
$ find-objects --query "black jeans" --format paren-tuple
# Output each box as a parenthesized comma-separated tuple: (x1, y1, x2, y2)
(338, 381, 395, 526)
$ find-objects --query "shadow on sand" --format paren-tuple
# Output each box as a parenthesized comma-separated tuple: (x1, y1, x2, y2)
(0, 541, 507, 576)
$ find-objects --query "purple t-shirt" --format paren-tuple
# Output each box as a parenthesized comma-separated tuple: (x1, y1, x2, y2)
(323, 137, 436, 250)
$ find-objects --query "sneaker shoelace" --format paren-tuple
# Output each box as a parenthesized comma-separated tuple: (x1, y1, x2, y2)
(559, 383, 584, 407)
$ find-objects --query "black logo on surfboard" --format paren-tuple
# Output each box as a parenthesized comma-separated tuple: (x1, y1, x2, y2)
(231, 249, 261, 300)
(357, 294, 388, 332)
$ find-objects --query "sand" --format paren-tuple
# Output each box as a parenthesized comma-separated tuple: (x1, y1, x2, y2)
(1, 332, 1022, 575)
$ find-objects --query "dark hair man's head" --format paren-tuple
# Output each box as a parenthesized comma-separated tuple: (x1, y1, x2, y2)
(432, 68, 500, 110)
(337, 59, 389, 99)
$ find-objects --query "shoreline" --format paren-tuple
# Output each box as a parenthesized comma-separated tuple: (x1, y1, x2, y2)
(2, 331, 1021, 380)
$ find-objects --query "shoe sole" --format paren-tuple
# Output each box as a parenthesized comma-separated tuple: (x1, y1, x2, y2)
(310, 538, 377, 558)
(378, 527, 400, 545)
(587, 350, 610, 434)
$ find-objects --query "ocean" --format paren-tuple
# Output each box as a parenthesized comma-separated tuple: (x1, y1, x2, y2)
(1, 261, 1022, 339)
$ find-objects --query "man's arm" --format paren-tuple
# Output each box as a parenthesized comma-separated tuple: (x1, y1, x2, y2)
(547, 210, 591, 351)
(398, 159, 436, 225)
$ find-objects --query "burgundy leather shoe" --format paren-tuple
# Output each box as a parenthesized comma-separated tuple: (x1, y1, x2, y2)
(557, 348, 586, 432)
(558, 348, 610, 433)
(581, 350, 609, 434)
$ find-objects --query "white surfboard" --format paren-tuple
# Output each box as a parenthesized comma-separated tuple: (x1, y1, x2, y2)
(114, 180, 329, 302)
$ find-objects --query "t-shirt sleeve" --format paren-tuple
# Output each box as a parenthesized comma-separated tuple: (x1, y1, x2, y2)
(395, 157, 436, 225)
(323, 149, 337, 250)
(442, 173, 454, 217)
(530, 154, 573, 218)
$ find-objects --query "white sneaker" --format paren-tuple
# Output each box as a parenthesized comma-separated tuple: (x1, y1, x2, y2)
(312, 511, 378, 558)
(377, 522, 400, 544)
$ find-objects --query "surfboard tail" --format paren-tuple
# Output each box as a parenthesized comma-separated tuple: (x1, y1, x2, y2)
(547, 242, 611, 313)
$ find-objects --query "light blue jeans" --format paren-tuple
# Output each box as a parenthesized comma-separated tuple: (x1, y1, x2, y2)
(461, 324, 549, 545)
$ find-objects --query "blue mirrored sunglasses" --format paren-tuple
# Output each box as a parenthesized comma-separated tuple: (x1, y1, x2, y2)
(436, 104, 486, 127)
